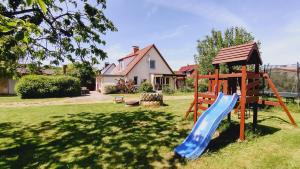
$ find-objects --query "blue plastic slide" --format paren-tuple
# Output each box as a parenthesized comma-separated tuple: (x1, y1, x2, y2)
(174, 92, 239, 160)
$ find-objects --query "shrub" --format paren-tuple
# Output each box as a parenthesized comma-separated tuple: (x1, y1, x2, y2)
(198, 81, 208, 92)
(162, 85, 175, 95)
(139, 81, 153, 93)
(185, 77, 194, 88)
(15, 75, 81, 98)
(179, 86, 193, 93)
(103, 84, 118, 94)
(116, 79, 136, 93)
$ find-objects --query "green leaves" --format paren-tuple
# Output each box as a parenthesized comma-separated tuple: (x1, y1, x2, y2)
(37, 0, 47, 14)
(196, 27, 256, 74)
(1, 0, 116, 78)
(25, 0, 47, 14)
(26, 0, 33, 5)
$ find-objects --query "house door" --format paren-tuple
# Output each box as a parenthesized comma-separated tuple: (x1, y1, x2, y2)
(155, 77, 162, 90)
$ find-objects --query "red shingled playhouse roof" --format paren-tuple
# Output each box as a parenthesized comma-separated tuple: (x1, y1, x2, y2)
(212, 42, 262, 65)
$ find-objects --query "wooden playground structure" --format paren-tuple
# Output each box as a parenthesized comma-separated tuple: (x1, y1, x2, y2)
(185, 42, 297, 141)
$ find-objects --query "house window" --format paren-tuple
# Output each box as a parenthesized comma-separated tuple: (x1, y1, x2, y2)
(134, 76, 138, 85)
(165, 77, 169, 84)
(150, 60, 156, 69)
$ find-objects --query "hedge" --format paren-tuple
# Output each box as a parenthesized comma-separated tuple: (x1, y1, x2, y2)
(15, 75, 81, 98)
(102, 84, 118, 94)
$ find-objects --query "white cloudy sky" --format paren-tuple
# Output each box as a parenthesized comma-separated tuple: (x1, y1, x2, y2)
(100, 0, 300, 70)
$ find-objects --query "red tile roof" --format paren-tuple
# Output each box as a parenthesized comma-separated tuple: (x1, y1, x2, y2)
(112, 44, 174, 76)
(212, 42, 262, 65)
(174, 71, 184, 75)
(118, 53, 137, 61)
(178, 64, 197, 72)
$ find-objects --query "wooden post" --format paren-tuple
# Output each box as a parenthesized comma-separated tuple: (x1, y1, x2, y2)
(240, 65, 247, 141)
(193, 70, 199, 124)
(214, 65, 220, 95)
(297, 62, 299, 107)
(253, 64, 259, 131)
(227, 66, 232, 122)
(264, 73, 297, 126)
(184, 100, 195, 119)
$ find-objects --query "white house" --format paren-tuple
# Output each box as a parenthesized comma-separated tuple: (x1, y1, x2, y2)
(96, 44, 181, 92)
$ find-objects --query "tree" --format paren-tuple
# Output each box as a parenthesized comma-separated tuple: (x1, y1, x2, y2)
(65, 62, 96, 90)
(195, 27, 258, 74)
(0, 0, 117, 77)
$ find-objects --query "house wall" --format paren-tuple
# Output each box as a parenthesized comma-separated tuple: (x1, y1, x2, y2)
(102, 65, 116, 75)
(127, 47, 173, 85)
(0, 79, 8, 94)
(8, 79, 17, 94)
(0, 78, 17, 95)
(96, 75, 123, 92)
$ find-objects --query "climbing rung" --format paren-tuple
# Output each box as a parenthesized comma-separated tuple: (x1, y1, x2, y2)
(198, 98, 215, 105)
(198, 105, 207, 111)
(198, 92, 217, 99)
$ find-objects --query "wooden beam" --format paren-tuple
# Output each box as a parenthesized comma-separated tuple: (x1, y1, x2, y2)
(263, 73, 297, 126)
(198, 74, 215, 79)
(246, 96, 259, 103)
(219, 73, 243, 78)
(197, 73, 243, 79)
(253, 64, 260, 131)
(215, 66, 220, 95)
(247, 72, 261, 78)
(223, 79, 228, 94)
(234, 102, 241, 114)
(194, 70, 199, 124)
(198, 105, 207, 111)
(198, 92, 217, 99)
(198, 98, 215, 105)
(240, 65, 247, 141)
(247, 80, 260, 90)
(258, 100, 280, 106)
(185, 99, 195, 119)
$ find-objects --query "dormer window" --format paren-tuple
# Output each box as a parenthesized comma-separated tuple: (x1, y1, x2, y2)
(150, 60, 156, 69)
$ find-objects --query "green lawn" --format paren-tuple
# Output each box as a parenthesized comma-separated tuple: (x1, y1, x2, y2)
(0, 95, 65, 103)
(0, 99, 299, 168)
(109, 91, 193, 99)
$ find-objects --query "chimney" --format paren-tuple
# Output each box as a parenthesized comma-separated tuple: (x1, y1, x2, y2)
(132, 46, 139, 53)
(104, 62, 110, 68)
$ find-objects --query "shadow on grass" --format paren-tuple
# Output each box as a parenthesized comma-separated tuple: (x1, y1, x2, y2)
(0, 110, 188, 168)
(207, 121, 280, 153)
(257, 115, 291, 124)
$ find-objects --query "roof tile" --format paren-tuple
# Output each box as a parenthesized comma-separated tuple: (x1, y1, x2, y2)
(212, 42, 262, 65)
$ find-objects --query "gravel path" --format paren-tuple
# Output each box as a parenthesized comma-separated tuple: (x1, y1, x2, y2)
(1, 92, 193, 108)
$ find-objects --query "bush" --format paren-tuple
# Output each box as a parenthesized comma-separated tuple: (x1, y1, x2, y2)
(162, 85, 175, 95)
(15, 75, 81, 98)
(116, 79, 136, 93)
(139, 81, 153, 93)
(103, 84, 118, 94)
(185, 77, 194, 88)
(198, 81, 208, 92)
(179, 86, 193, 93)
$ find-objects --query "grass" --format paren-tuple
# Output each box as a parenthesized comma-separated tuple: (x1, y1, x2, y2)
(109, 91, 193, 99)
(0, 99, 299, 168)
(0, 95, 65, 104)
